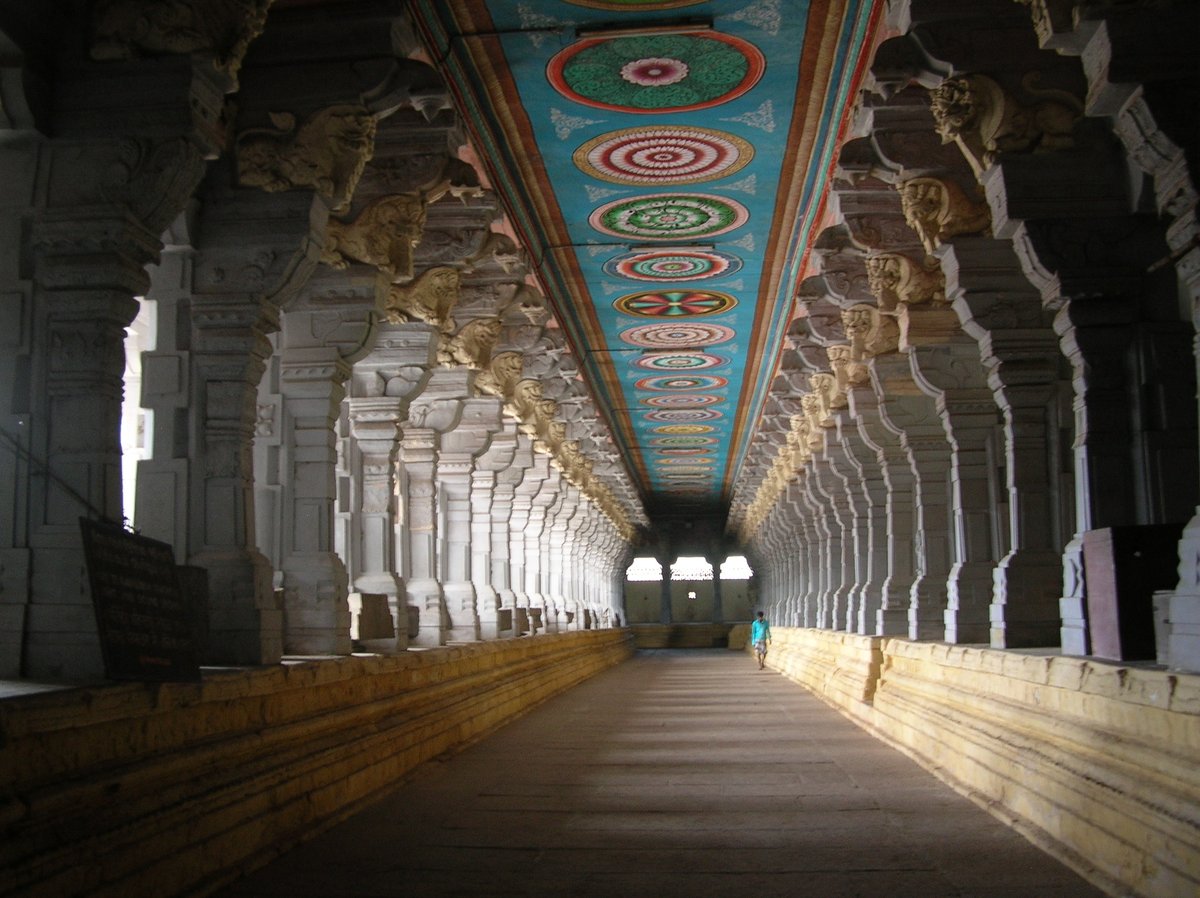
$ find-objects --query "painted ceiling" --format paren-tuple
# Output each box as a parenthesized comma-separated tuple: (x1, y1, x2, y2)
(411, 0, 878, 516)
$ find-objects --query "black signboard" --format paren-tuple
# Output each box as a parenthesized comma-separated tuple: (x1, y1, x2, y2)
(80, 518, 202, 682)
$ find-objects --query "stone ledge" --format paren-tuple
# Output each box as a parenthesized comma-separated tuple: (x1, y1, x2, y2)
(762, 628, 1200, 898)
(0, 629, 633, 898)
(629, 623, 737, 648)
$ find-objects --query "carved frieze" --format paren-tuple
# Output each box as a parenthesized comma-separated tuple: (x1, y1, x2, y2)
(930, 73, 1083, 177)
(466, 231, 524, 274)
(385, 266, 458, 330)
(321, 193, 427, 280)
(827, 344, 869, 398)
(897, 177, 991, 253)
(236, 106, 376, 211)
(841, 304, 900, 361)
(91, 0, 272, 80)
(865, 253, 947, 311)
(810, 371, 844, 417)
(443, 317, 502, 371)
(475, 350, 524, 400)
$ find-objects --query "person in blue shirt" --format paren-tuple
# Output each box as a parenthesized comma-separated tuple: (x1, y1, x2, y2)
(750, 610, 772, 670)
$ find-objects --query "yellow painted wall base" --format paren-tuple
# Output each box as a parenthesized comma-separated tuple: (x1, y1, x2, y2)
(0, 630, 633, 898)
(764, 627, 1200, 898)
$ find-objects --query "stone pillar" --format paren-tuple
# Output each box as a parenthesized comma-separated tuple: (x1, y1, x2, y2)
(275, 340, 352, 654)
(346, 322, 437, 651)
(509, 447, 549, 634)
(522, 462, 558, 634)
(873, 356, 955, 641)
(23, 220, 158, 679)
(401, 383, 465, 647)
(658, 550, 673, 624)
(4, 16, 237, 678)
(438, 396, 501, 643)
(941, 236, 1067, 647)
(852, 388, 915, 636)
(472, 424, 517, 640)
(834, 412, 887, 634)
(709, 554, 724, 623)
(909, 343, 1004, 644)
(492, 435, 530, 635)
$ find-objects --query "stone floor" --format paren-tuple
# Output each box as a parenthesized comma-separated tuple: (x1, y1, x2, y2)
(213, 648, 1109, 898)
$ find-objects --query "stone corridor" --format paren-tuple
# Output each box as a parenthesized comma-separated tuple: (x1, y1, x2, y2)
(213, 650, 1106, 898)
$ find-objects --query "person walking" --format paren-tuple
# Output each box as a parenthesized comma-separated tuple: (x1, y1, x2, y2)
(751, 610, 772, 670)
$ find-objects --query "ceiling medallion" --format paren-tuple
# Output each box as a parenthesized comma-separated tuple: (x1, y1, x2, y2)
(644, 408, 723, 423)
(633, 351, 728, 371)
(614, 289, 737, 318)
(652, 424, 715, 434)
(619, 321, 735, 348)
(590, 194, 749, 241)
(657, 456, 715, 465)
(642, 394, 723, 408)
(547, 33, 765, 113)
(575, 127, 754, 185)
(604, 248, 743, 282)
(654, 448, 713, 456)
(650, 435, 719, 446)
(635, 374, 728, 391)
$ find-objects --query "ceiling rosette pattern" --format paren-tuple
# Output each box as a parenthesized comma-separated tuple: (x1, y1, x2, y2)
(410, 0, 878, 514)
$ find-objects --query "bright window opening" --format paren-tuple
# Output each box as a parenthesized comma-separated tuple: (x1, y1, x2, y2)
(625, 556, 663, 582)
(720, 555, 753, 580)
(121, 298, 156, 527)
(670, 556, 713, 581)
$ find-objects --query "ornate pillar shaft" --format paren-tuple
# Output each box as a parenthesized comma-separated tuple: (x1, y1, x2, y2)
(835, 415, 887, 634)
(941, 236, 1067, 647)
(276, 346, 352, 654)
(24, 227, 152, 679)
(852, 390, 915, 636)
(189, 291, 283, 665)
(400, 424, 441, 645)
(438, 397, 500, 643)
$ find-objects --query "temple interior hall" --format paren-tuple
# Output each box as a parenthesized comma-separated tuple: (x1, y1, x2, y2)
(0, 1, 1198, 897)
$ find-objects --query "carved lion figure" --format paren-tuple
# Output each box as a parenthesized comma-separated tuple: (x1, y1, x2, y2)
(237, 106, 376, 211)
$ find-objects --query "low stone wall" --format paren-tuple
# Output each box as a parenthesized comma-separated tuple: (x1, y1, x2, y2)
(630, 623, 737, 648)
(763, 627, 1200, 898)
(0, 629, 633, 898)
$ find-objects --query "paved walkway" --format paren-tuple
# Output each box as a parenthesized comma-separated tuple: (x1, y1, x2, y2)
(215, 649, 1107, 898)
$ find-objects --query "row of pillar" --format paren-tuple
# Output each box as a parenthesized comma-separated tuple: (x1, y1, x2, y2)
(732, 0, 1200, 668)
(0, 2, 642, 680)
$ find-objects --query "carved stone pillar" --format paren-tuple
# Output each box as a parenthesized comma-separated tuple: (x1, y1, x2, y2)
(509, 448, 550, 634)
(523, 462, 559, 634)
(940, 237, 1067, 647)
(909, 343, 1004, 644)
(852, 388, 916, 636)
(472, 424, 517, 640)
(491, 435, 530, 634)
(657, 549, 673, 625)
(709, 553, 724, 624)
(533, 482, 564, 633)
(401, 378, 466, 647)
(545, 486, 580, 631)
(7, 13, 238, 677)
(346, 322, 436, 652)
(811, 445, 853, 631)
(438, 397, 500, 643)
(23, 221, 157, 679)
(834, 411, 887, 634)
(276, 340, 352, 654)
(873, 356, 955, 641)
